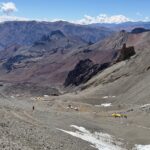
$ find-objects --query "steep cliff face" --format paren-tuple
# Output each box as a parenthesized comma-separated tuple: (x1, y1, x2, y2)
(64, 59, 110, 86)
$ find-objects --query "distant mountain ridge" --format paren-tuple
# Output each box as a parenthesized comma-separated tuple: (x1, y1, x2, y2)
(1, 20, 149, 51)
(89, 21, 150, 31)
(0, 21, 114, 50)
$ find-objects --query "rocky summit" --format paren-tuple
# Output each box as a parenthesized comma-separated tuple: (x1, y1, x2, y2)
(115, 43, 135, 62)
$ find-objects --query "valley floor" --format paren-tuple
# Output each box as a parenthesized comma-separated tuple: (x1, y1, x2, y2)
(0, 92, 150, 150)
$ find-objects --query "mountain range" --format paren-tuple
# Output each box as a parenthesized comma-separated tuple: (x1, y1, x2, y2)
(90, 21, 150, 31)
(0, 21, 113, 50)
(0, 21, 150, 90)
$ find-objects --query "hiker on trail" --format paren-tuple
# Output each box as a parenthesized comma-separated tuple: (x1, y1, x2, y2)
(32, 106, 35, 111)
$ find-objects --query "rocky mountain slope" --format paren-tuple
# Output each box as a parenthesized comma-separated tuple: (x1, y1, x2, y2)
(0, 21, 113, 50)
(64, 43, 135, 87)
(0, 27, 116, 86)
(0, 28, 149, 88)
(71, 30, 150, 106)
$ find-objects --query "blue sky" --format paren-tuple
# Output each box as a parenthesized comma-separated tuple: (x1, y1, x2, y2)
(0, 0, 150, 24)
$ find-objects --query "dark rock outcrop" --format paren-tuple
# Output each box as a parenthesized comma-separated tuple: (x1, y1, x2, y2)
(41, 30, 66, 42)
(64, 59, 110, 86)
(65, 44, 136, 87)
(115, 44, 135, 62)
(34, 30, 66, 46)
(3, 55, 30, 72)
(50, 30, 66, 40)
(131, 28, 150, 34)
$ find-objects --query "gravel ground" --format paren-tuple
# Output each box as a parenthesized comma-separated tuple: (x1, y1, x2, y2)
(0, 92, 150, 150)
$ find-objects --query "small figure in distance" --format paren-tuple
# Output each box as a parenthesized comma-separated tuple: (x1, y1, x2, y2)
(32, 106, 35, 111)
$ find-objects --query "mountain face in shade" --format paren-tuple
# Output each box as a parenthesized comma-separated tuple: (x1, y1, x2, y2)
(50, 30, 66, 39)
(131, 28, 150, 34)
(40, 30, 66, 42)
(30, 30, 87, 55)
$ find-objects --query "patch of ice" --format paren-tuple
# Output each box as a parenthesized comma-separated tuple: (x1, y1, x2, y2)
(101, 103, 112, 107)
(140, 104, 150, 108)
(57, 125, 124, 150)
(112, 96, 116, 98)
(44, 95, 49, 98)
(10, 96, 15, 99)
(102, 96, 116, 99)
(134, 145, 150, 150)
(103, 96, 109, 99)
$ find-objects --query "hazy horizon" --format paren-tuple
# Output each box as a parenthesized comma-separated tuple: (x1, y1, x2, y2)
(0, 0, 150, 24)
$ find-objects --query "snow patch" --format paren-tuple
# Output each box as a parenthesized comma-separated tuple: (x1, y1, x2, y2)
(140, 104, 150, 108)
(102, 96, 116, 99)
(57, 125, 124, 150)
(44, 95, 49, 98)
(10, 96, 15, 99)
(101, 103, 112, 107)
(103, 96, 109, 99)
(134, 145, 150, 150)
(95, 103, 112, 107)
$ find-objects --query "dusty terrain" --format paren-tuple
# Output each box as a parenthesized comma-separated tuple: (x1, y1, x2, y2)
(0, 81, 150, 150)
(0, 25, 150, 149)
